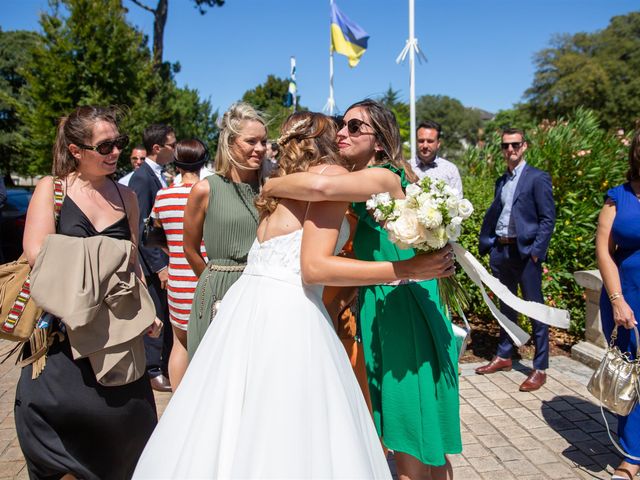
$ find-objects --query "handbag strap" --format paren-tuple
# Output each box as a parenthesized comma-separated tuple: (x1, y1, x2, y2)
(600, 403, 640, 461)
(610, 325, 640, 359)
(53, 177, 64, 224)
(599, 324, 640, 462)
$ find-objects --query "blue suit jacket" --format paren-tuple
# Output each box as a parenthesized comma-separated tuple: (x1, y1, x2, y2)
(479, 163, 556, 260)
(129, 162, 168, 276)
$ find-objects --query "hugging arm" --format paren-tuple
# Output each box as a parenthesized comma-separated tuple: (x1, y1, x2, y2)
(263, 168, 405, 203)
(300, 200, 454, 287)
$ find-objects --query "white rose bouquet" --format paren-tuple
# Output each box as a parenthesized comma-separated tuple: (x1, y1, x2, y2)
(366, 177, 474, 313)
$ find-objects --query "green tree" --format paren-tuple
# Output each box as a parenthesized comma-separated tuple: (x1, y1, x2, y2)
(378, 86, 410, 145)
(415, 94, 483, 160)
(0, 29, 40, 176)
(18, 0, 218, 175)
(525, 12, 640, 131)
(241, 75, 302, 139)
(129, 0, 225, 66)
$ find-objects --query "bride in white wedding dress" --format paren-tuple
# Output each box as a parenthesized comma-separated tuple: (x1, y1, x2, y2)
(133, 112, 454, 479)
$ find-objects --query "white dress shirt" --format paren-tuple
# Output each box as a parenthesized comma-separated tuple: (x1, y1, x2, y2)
(409, 155, 463, 197)
(145, 157, 167, 188)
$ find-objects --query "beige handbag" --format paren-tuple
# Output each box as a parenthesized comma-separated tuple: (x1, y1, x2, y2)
(587, 325, 640, 462)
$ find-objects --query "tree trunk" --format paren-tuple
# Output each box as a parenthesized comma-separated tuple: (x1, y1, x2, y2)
(152, 0, 168, 66)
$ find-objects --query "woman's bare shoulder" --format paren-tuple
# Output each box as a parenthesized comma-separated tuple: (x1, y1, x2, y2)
(308, 164, 349, 176)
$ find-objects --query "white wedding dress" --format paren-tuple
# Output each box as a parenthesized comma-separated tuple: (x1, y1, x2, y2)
(133, 221, 391, 479)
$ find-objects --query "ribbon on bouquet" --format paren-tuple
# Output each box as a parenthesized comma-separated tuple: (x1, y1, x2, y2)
(451, 242, 570, 347)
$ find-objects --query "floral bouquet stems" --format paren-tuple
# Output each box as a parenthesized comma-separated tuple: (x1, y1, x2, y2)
(366, 177, 474, 315)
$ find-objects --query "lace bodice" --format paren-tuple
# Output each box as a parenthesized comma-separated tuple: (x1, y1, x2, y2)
(244, 218, 350, 291)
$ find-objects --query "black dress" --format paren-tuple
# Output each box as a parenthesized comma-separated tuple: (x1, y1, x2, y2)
(14, 190, 157, 480)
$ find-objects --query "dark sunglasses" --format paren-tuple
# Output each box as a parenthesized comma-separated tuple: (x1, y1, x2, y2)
(163, 141, 177, 149)
(501, 142, 523, 150)
(341, 118, 375, 137)
(78, 135, 129, 155)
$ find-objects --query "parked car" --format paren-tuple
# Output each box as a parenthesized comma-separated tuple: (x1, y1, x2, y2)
(1, 188, 32, 262)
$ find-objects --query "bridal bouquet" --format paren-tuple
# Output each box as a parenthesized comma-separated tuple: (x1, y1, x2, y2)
(366, 177, 474, 313)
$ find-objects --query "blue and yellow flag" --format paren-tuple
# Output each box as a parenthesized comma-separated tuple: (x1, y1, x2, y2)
(330, 2, 369, 68)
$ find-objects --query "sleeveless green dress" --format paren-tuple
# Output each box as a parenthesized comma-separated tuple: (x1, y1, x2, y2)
(187, 174, 259, 359)
(352, 164, 462, 466)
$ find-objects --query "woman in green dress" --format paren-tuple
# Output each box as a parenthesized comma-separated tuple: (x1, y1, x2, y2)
(263, 100, 461, 479)
(184, 103, 267, 359)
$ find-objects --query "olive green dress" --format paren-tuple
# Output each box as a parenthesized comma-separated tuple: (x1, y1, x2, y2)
(352, 164, 462, 466)
(187, 174, 259, 359)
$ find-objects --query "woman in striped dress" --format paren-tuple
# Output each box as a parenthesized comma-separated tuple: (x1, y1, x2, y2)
(151, 139, 209, 390)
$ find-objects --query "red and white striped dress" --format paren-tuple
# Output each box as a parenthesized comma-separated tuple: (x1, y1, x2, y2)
(151, 183, 207, 331)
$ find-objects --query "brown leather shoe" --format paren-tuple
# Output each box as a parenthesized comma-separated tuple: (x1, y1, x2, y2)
(475, 356, 512, 375)
(150, 374, 172, 392)
(519, 370, 546, 392)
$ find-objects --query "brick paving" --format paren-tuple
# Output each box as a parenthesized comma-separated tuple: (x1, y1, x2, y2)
(0, 338, 624, 479)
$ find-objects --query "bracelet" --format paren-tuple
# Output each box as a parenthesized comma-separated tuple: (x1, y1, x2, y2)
(609, 292, 623, 302)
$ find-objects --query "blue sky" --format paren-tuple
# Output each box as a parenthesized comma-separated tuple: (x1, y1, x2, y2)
(2, 1, 638, 115)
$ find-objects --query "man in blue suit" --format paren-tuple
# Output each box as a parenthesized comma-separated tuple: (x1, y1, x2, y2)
(129, 124, 176, 392)
(476, 128, 556, 392)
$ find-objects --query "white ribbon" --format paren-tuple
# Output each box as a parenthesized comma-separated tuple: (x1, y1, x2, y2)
(451, 242, 570, 347)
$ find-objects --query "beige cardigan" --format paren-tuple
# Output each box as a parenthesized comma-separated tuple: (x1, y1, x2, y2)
(30, 234, 155, 386)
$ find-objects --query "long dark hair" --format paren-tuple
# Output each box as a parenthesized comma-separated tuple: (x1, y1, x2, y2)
(344, 99, 417, 182)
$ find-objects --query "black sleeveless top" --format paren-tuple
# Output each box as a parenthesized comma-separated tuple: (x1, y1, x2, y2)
(14, 177, 156, 480)
(57, 178, 131, 240)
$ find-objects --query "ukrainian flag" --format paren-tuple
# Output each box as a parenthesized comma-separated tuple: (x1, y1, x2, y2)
(330, 2, 369, 68)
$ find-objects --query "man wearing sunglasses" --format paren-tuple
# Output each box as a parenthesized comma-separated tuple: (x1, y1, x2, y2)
(477, 127, 556, 392)
(409, 120, 463, 196)
(118, 144, 147, 187)
(129, 124, 176, 393)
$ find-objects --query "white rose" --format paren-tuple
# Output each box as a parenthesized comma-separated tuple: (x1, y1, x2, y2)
(445, 222, 461, 241)
(457, 199, 474, 219)
(386, 209, 427, 248)
(446, 196, 459, 218)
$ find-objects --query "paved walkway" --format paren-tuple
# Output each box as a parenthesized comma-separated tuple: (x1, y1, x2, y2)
(0, 339, 622, 479)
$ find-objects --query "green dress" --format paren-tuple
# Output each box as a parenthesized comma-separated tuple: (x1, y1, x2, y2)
(352, 164, 462, 466)
(187, 174, 259, 359)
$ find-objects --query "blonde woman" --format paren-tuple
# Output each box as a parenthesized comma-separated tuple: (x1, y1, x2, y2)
(183, 103, 267, 358)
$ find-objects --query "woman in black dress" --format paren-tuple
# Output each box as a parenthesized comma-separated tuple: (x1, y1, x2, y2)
(16, 106, 162, 480)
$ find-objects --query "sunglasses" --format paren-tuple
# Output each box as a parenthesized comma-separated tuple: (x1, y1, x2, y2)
(501, 142, 523, 150)
(163, 141, 177, 149)
(78, 135, 129, 155)
(341, 118, 375, 137)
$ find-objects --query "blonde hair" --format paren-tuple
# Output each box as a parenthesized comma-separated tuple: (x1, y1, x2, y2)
(256, 112, 344, 215)
(215, 102, 266, 176)
(52, 106, 120, 177)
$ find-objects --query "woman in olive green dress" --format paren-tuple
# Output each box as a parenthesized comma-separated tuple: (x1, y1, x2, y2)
(184, 103, 267, 359)
(263, 100, 461, 479)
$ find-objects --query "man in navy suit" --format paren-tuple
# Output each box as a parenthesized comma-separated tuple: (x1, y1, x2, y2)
(129, 124, 176, 392)
(476, 128, 556, 392)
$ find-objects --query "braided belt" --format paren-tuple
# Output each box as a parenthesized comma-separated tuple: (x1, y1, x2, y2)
(206, 263, 246, 272)
(198, 262, 247, 320)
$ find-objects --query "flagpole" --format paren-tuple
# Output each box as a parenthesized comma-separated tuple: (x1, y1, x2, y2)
(290, 56, 297, 112)
(396, 0, 426, 162)
(324, 0, 336, 115)
(408, 0, 416, 162)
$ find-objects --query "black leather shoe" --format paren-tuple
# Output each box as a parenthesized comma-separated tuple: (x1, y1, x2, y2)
(150, 374, 172, 392)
